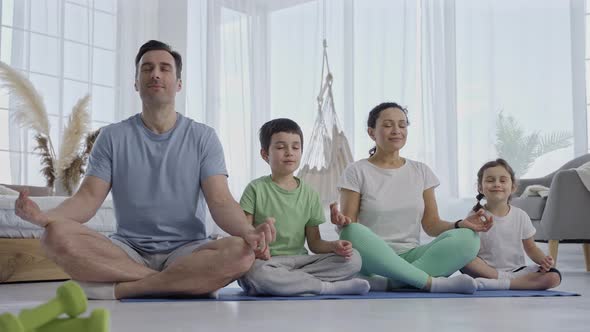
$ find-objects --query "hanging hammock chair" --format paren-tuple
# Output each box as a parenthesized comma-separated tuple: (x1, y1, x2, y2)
(298, 40, 353, 208)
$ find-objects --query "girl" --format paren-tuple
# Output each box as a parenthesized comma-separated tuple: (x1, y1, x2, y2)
(461, 159, 561, 290)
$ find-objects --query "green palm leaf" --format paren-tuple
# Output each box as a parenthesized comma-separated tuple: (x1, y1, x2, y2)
(536, 131, 573, 156)
(494, 111, 572, 178)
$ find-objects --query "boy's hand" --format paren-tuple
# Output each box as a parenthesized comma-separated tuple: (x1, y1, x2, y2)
(332, 240, 354, 259)
(330, 203, 352, 226)
(460, 209, 494, 232)
(244, 217, 276, 257)
(256, 245, 271, 261)
(539, 255, 554, 272)
(15, 190, 49, 227)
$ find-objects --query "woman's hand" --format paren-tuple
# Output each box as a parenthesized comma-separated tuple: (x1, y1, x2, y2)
(460, 209, 494, 232)
(330, 203, 352, 226)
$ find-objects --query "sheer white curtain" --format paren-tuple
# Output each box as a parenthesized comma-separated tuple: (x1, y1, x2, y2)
(3, 0, 584, 207)
(420, 0, 458, 197)
(455, 0, 579, 199)
(184, 0, 585, 223)
(2, 1, 40, 183)
(266, 0, 458, 200)
(187, 0, 272, 199)
(350, 0, 419, 160)
(185, 0, 424, 237)
(0, 0, 127, 185)
(187, 0, 423, 197)
(117, 0, 159, 120)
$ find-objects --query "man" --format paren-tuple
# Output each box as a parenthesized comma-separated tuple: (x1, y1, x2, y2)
(15, 40, 275, 299)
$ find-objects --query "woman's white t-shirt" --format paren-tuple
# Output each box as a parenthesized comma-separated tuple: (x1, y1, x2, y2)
(467, 205, 536, 271)
(338, 158, 439, 254)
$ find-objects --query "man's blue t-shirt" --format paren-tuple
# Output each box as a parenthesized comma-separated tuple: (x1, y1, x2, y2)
(86, 113, 227, 254)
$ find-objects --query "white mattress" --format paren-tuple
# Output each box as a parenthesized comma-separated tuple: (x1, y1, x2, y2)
(0, 195, 116, 238)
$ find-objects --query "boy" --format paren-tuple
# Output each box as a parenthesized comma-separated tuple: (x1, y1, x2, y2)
(238, 118, 369, 296)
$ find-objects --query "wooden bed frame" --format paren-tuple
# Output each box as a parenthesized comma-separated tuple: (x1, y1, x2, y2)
(0, 238, 69, 283)
(0, 184, 70, 283)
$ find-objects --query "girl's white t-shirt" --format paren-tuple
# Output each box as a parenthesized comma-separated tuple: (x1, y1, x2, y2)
(467, 205, 536, 271)
(338, 158, 439, 254)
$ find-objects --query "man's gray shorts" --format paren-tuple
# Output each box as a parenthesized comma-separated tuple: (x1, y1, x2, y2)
(110, 237, 211, 271)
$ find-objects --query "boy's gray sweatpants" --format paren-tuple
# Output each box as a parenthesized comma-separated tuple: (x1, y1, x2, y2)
(238, 249, 362, 296)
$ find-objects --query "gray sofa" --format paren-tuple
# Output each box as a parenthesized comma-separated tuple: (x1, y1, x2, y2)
(511, 154, 590, 271)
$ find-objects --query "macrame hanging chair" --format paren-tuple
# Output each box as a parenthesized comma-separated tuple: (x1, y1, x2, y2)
(298, 40, 353, 207)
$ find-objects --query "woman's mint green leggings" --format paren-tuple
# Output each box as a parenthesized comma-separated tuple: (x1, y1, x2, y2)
(340, 223, 480, 289)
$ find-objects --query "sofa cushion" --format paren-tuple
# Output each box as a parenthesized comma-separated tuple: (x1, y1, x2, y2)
(511, 196, 546, 220)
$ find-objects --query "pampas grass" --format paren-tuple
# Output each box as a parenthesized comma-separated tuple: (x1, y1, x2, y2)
(84, 128, 101, 156)
(57, 95, 91, 173)
(0, 61, 98, 195)
(61, 155, 85, 195)
(0, 61, 50, 136)
(53, 94, 92, 195)
(34, 134, 56, 188)
(55, 127, 100, 195)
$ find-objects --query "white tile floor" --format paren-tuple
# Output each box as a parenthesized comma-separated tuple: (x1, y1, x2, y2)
(1, 243, 589, 332)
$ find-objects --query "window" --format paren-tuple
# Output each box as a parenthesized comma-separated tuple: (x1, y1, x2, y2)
(191, 0, 585, 203)
(0, 0, 119, 185)
(456, 0, 576, 197)
(587, 0, 590, 151)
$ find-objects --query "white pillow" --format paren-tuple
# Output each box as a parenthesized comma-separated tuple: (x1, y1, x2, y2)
(520, 184, 550, 198)
(0, 184, 19, 196)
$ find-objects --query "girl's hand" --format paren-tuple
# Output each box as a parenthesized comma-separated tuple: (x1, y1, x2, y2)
(460, 209, 494, 232)
(539, 255, 554, 272)
(330, 203, 352, 226)
(332, 240, 354, 258)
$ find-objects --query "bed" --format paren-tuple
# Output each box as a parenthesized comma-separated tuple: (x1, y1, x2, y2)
(0, 185, 115, 283)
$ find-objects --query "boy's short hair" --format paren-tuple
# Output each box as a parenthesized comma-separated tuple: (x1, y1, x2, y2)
(259, 118, 304, 152)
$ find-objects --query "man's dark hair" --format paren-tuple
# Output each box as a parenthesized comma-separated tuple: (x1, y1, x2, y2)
(259, 118, 304, 152)
(135, 40, 182, 80)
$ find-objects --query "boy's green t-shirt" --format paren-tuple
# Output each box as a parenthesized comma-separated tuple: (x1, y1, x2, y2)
(240, 175, 325, 256)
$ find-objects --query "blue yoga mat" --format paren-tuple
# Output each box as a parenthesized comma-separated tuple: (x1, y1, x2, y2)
(120, 288, 580, 302)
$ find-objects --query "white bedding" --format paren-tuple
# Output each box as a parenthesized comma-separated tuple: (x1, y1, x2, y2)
(0, 195, 116, 238)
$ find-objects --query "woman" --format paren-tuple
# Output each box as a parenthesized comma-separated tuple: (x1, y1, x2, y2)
(331, 102, 493, 294)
